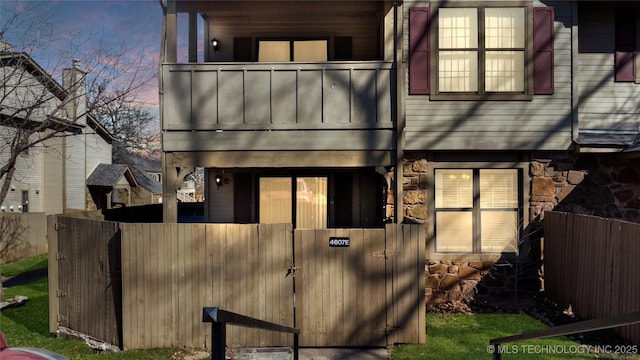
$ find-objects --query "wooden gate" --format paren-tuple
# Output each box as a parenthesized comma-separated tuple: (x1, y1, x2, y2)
(293, 225, 425, 347)
(50, 216, 122, 346)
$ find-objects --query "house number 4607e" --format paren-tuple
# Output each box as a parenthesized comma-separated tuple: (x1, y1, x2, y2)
(329, 237, 350, 247)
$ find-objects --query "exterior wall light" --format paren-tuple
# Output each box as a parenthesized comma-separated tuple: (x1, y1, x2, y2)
(215, 174, 224, 188)
(211, 38, 221, 53)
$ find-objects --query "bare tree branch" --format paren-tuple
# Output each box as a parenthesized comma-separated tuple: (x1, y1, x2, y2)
(0, 3, 158, 207)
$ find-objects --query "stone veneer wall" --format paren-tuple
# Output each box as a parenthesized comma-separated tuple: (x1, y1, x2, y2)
(391, 152, 640, 309)
(531, 154, 640, 223)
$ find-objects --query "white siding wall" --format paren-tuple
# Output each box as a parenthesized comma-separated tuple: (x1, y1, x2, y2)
(0, 126, 66, 214)
(65, 133, 87, 210)
(85, 129, 112, 175)
(43, 136, 64, 214)
(0, 64, 65, 122)
(1, 61, 112, 214)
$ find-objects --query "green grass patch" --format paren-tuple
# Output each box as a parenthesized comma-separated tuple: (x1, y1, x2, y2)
(1, 256, 179, 359)
(1, 253, 48, 277)
(391, 313, 638, 360)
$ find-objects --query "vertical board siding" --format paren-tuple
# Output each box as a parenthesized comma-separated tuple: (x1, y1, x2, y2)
(294, 228, 389, 347)
(294, 225, 425, 347)
(162, 63, 393, 132)
(121, 222, 294, 350)
(55, 217, 121, 346)
(54, 220, 424, 349)
(544, 212, 640, 345)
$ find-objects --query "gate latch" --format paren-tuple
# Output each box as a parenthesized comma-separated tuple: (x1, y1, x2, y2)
(285, 265, 299, 278)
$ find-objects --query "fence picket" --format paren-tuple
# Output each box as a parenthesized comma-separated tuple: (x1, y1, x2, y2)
(52, 219, 425, 349)
(544, 212, 640, 345)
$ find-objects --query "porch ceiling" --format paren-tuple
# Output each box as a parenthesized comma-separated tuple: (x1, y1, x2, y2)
(176, 1, 392, 21)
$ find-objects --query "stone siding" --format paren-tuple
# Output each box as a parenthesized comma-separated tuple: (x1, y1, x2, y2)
(393, 152, 640, 309)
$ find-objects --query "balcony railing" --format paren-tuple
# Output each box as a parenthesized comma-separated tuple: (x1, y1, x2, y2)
(162, 61, 395, 132)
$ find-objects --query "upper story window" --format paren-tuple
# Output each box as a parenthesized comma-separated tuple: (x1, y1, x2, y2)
(409, 3, 554, 98)
(438, 7, 525, 93)
(258, 39, 328, 62)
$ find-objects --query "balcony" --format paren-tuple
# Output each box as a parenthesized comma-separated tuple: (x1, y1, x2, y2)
(161, 61, 396, 152)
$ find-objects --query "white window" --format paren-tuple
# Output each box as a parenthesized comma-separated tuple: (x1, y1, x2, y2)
(435, 169, 520, 253)
(437, 6, 527, 94)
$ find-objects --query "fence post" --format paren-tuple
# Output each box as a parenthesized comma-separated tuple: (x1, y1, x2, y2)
(47, 214, 60, 334)
(211, 322, 226, 360)
(493, 343, 501, 360)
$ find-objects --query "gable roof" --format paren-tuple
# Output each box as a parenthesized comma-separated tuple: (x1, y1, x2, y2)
(113, 144, 162, 194)
(129, 166, 163, 194)
(87, 164, 138, 188)
(0, 43, 115, 144)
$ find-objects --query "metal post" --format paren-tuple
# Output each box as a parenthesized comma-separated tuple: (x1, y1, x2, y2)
(211, 322, 226, 360)
(293, 333, 299, 360)
(493, 343, 501, 360)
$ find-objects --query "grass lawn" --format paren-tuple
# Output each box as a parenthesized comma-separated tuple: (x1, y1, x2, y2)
(392, 312, 639, 360)
(1, 255, 179, 359)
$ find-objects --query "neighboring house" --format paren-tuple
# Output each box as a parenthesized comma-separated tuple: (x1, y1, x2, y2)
(177, 177, 196, 202)
(128, 165, 163, 205)
(86, 163, 138, 209)
(113, 144, 163, 205)
(0, 37, 114, 215)
(159, 1, 640, 298)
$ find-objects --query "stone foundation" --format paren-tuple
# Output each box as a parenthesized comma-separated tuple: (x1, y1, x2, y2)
(393, 152, 640, 310)
(425, 260, 492, 308)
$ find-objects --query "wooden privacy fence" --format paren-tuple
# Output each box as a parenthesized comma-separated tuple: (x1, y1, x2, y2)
(47, 216, 122, 346)
(1, 212, 47, 263)
(543, 211, 640, 345)
(48, 217, 425, 350)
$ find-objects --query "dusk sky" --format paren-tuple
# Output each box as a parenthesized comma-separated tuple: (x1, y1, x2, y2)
(1, 0, 172, 124)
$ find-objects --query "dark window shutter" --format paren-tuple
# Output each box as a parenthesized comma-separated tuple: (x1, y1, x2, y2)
(409, 7, 430, 95)
(533, 7, 554, 94)
(234, 37, 252, 61)
(615, 11, 636, 82)
(234, 173, 252, 223)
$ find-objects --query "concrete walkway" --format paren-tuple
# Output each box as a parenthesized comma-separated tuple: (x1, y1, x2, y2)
(182, 347, 389, 360)
(299, 348, 389, 360)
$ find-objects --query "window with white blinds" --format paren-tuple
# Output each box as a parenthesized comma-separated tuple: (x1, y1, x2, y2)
(259, 176, 327, 228)
(437, 6, 526, 93)
(435, 168, 520, 253)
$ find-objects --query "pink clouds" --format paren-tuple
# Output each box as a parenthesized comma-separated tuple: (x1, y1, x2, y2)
(2, 0, 163, 112)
